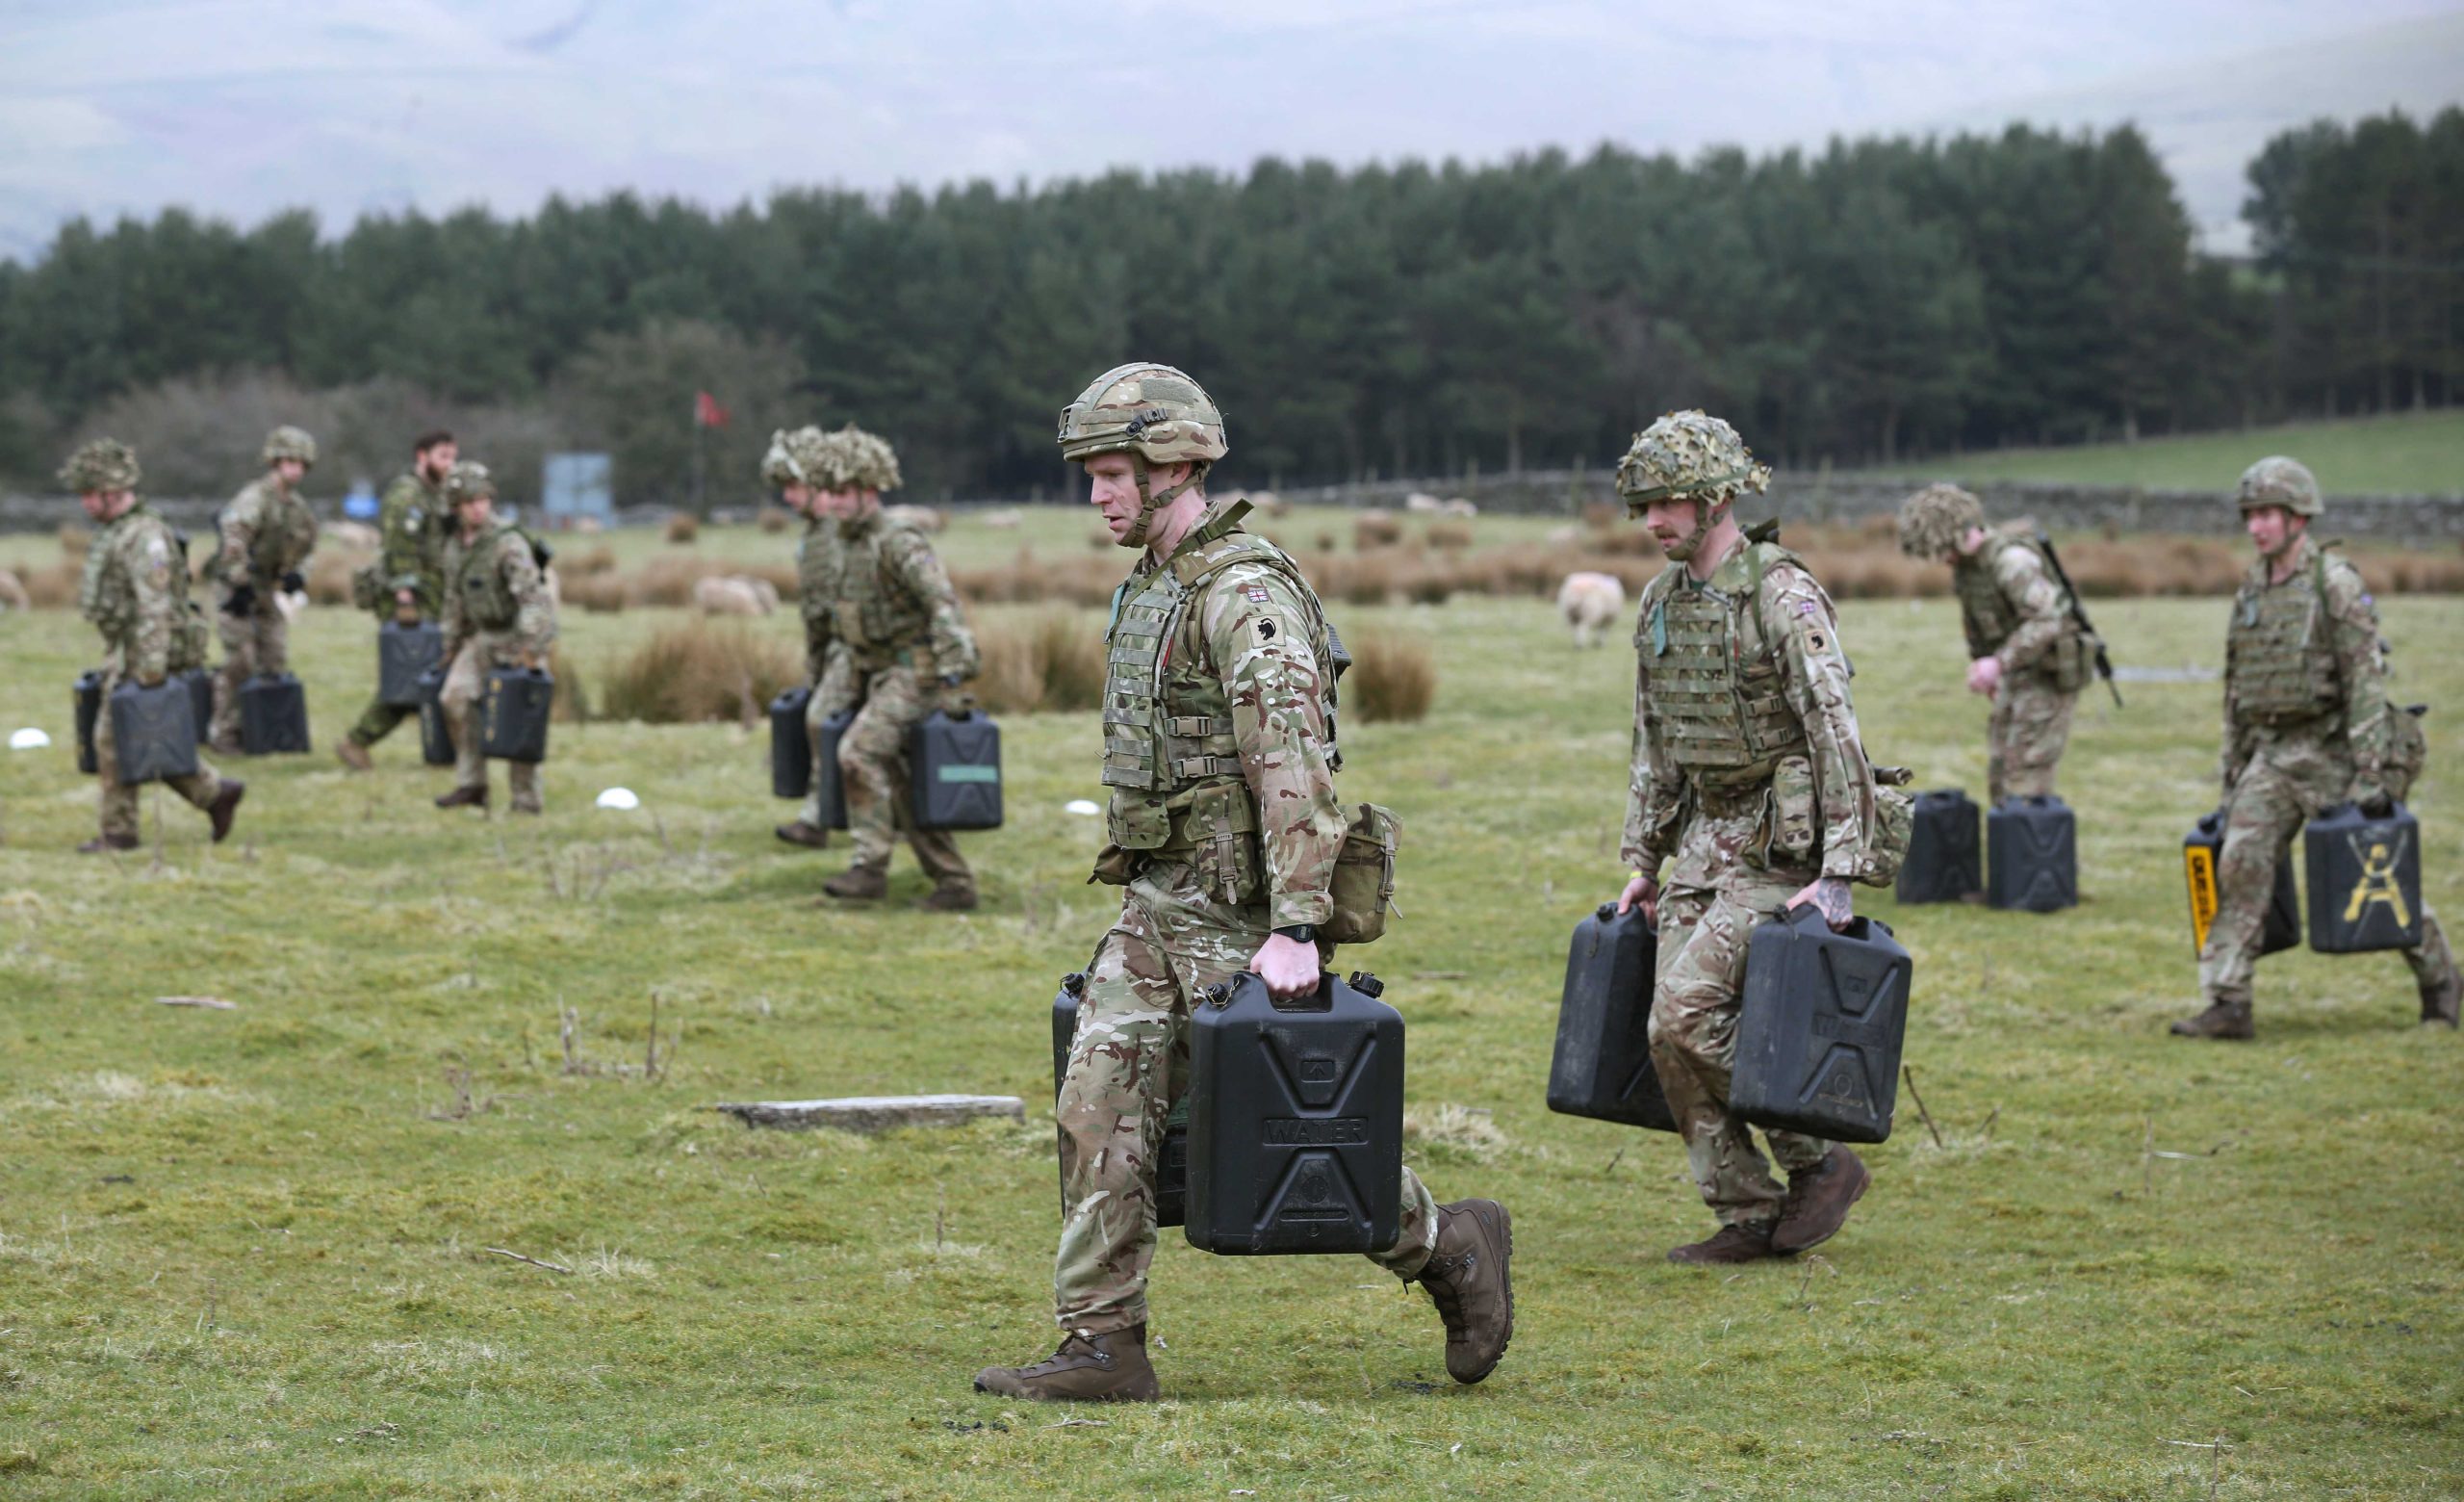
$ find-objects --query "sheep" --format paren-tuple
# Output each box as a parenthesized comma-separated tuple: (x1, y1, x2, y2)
(0, 568, 27, 613)
(693, 575, 781, 617)
(979, 507, 1024, 530)
(1440, 497, 1478, 518)
(1403, 491, 1444, 514)
(1556, 571, 1628, 649)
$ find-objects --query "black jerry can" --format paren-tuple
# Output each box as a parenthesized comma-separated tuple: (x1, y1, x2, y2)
(73, 670, 103, 774)
(813, 709, 853, 828)
(1987, 794, 2076, 913)
(2304, 802, 2424, 953)
(107, 679, 200, 786)
(239, 672, 311, 754)
(1547, 902, 1677, 1131)
(770, 686, 812, 800)
(910, 709, 1003, 830)
(180, 668, 214, 741)
(2184, 809, 2298, 960)
(1187, 971, 1404, 1256)
(1732, 906, 1912, 1144)
(1897, 789, 1983, 903)
(416, 666, 455, 765)
(480, 665, 553, 763)
(377, 619, 445, 708)
(1051, 971, 1186, 1228)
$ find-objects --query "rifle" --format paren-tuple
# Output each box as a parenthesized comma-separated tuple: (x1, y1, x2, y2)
(2033, 530, 2120, 707)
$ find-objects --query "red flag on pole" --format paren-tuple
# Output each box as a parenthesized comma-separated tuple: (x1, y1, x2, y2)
(695, 390, 731, 428)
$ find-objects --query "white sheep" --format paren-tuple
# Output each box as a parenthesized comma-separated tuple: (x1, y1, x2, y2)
(1556, 571, 1627, 649)
(693, 575, 780, 617)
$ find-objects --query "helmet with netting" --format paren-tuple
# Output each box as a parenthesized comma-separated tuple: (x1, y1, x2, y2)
(1896, 482, 1985, 558)
(2235, 456, 2321, 518)
(1614, 410, 1770, 513)
(60, 437, 141, 494)
(442, 460, 497, 505)
(261, 425, 319, 468)
(819, 425, 902, 492)
(762, 427, 833, 488)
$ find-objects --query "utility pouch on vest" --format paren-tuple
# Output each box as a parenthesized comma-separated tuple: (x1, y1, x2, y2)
(1089, 842, 1138, 887)
(1760, 755, 1818, 868)
(2049, 633, 2092, 694)
(1324, 802, 1400, 945)
(1856, 768, 1915, 889)
(2386, 705, 2427, 804)
(1184, 782, 1261, 904)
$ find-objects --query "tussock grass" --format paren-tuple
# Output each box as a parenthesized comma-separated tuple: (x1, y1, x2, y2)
(757, 507, 791, 534)
(975, 610, 1105, 715)
(1353, 508, 1403, 549)
(1347, 627, 1435, 722)
(594, 621, 799, 724)
(662, 512, 700, 545)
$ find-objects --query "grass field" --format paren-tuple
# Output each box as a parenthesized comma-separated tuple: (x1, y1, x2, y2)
(2, 579, 2460, 1497)
(1870, 409, 2464, 497)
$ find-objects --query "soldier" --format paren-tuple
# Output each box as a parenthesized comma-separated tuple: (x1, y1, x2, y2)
(205, 425, 321, 753)
(974, 364, 1512, 1403)
(64, 439, 244, 851)
(338, 428, 455, 770)
(1895, 483, 2090, 802)
(808, 425, 982, 910)
(1617, 411, 1897, 1265)
(2174, 457, 2461, 1038)
(762, 427, 855, 851)
(432, 462, 556, 816)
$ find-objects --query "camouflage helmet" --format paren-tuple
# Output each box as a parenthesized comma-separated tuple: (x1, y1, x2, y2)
(1058, 363, 1227, 548)
(441, 460, 497, 505)
(761, 426, 833, 488)
(2235, 455, 2321, 518)
(1895, 482, 1986, 559)
(260, 425, 319, 468)
(819, 424, 902, 493)
(1614, 410, 1771, 511)
(59, 437, 141, 494)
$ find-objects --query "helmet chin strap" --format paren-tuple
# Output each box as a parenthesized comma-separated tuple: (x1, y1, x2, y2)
(1660, 496, 1729, 563)
(1119, 453, 1203, 552)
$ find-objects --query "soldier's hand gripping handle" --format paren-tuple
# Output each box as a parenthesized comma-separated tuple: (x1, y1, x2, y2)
(1785, 875, 1856, 932)
(1617, 872, 1658, 925)
(1249, 931, 1322, 1000)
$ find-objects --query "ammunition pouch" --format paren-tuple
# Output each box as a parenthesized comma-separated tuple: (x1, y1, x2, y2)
(1854, 766, 1915, 889)
(1758, 755, 1818, 868)
(2049, 632, 2095, 694)
(1324, 801, 1400, 945)
(2386, 704, 2427, 805)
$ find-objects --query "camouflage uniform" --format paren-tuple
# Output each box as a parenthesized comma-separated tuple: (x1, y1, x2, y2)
(345, 466, 448, 749)
(70, 443, 229, 841)
(206, 427, 320, 748)
(437, 464, 556, 813)
(764, 427, 860, 833)
(2191, 457, 2457, 1031)
(1624, 413, 1891, 1231)
(808, 427, 981, 896)
(1898, 483, 2087, 802)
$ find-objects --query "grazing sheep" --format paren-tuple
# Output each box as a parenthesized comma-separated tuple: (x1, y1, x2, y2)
(0, 568, 27, 612)
(980, 507, 1024, 530)
(886, 504, 946, 533)
(1545, 524, 1581, 548)
(693, 575, 781, 617)
(1440, 497, 1478, 518)
(1246, 490, 1288, 518)
(1403, 492, 1444, 514)
(1556, 571, 1627, 649)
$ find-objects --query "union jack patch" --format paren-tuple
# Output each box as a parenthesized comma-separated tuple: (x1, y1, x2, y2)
(1245, 585, 1270, 603)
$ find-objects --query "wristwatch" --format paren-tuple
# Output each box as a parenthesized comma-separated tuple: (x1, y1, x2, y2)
(1272, 923, 1318, 945)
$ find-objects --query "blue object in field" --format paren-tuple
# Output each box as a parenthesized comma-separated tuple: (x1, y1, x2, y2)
(342, 482, 378, 521)
(542, 453, 613, 524)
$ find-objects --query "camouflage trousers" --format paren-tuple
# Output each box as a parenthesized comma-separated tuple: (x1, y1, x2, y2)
(795, 645, 856, 831)
(440, 634, 542, 813)
(1053, 858, 1441, 1333)
(838, 663, 970, 892)
(2201, 741, 2455, 1008)
(94, 662, 223, 841)
(208, 594, 288, 747)
(1987, 674, 2078, 803)
(346, 698, 415, 749)
(1649, 818, 1832, 1228)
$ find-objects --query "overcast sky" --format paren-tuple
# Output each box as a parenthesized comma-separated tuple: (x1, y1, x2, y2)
(2, 0, 2459, 262)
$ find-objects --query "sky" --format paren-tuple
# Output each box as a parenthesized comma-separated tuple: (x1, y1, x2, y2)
(1, 0, 2460, 262)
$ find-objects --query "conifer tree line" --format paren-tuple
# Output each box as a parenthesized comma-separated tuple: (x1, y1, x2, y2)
(0, 110, 2455, 505)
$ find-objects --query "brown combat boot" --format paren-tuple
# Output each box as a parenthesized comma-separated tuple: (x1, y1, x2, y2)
(822, 866, 887, 901)
(1412, 1199, 1514, 1385)
(775, 820, 831, 850)
(915, 880, 978, 913)
(434, 785, 489, 811)
(2422, 966, 2461, 1028)
(1771, 1147, 1869, 1255)
(1667, 1220, 1780, 1265)
(972, 1325, 1159, 1403)
(2169, 1000, 2254, 1040)
(77, 833, 141, 854)
(207, 780, 245, 843)
(336, 740, 372, 771)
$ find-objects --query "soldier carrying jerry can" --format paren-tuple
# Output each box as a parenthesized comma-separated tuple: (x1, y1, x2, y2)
(62, 439, 244, 852)
(972, 363, 1511, 1404)
(339, 428, 456, 771)
(2173, 457, 2458, 1038)
(432, 462, 557, 816)
(761, 426, 857, 853)
(1615, 411, 1911, 1266)
(204, 425, 320, 754)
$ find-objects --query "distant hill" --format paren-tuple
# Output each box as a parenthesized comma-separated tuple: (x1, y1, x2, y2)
(1868, 411, 2464, 497)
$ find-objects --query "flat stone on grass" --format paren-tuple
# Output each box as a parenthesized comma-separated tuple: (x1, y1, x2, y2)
(713, 1094, 1027, 1133)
